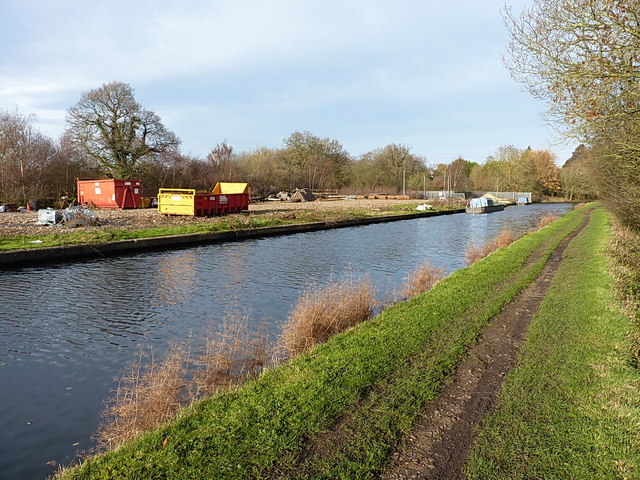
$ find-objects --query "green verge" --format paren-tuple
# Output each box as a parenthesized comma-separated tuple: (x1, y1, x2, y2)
(0, 216, 295, 252)
(465, 208, 640, 480)
(0, 205, 453, 252)
(61, 207, 586, 480)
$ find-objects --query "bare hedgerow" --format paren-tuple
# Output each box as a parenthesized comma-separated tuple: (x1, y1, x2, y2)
(401, 261, 445, 298)
(94, 342, 189, 451)
(608, 221, 640, 367)
(465, 228, 518, 265)
(281, 277, 375, 357)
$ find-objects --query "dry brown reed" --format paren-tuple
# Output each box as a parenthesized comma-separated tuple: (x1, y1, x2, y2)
(192, 314, 271, 398)
(537, 214, 559, 229)
(281, 277, 375, 357)
(401, 261, 445, 298)
(465, 228, 518, 265)
(95, 313, 273, 452)
(94, 343, 189, 451)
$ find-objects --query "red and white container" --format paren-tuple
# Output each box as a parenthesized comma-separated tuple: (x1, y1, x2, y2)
(77, 179, 142, 209)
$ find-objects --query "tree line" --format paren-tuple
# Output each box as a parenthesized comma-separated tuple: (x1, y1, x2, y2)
(0, 81, 595, 206)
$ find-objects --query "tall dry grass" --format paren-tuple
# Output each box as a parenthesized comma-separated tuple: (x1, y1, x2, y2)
(281, 277, 375, 357)
(536, 214, 559, 229)
(401, 261, 445, 298)
(465, 228, 518, 265)
(192, 314, 270, 398)
(95, 343, 189, 451)
(95, 314, 272, 451)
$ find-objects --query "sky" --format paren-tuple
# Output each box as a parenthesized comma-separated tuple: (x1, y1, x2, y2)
(0, 0, 578, 166)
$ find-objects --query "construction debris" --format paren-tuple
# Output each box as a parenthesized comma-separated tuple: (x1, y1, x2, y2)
(37, 209, 62, 225)
(37, 206, 97, 227)
(290, 188, 316, 202)
(266, 189, 317, 202)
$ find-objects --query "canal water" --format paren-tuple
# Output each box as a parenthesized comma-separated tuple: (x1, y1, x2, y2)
(0, 203, 572, 479)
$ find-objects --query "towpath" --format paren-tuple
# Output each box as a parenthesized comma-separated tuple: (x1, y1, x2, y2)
(379, 210, 592, 479)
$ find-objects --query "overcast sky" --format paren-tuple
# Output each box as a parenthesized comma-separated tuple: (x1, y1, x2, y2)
(0, 0, 577, 165)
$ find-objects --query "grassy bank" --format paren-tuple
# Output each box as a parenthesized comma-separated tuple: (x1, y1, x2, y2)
(60, 207, 587, 480)
(465, 208, 640, 479)
(0, 215, 295, 252)
(0, 204, 456, 253)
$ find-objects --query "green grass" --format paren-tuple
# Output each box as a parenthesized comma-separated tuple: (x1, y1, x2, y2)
(465, 208, 640, 480)
(60, 207, 587, 480)
(0, 216, 298, 252)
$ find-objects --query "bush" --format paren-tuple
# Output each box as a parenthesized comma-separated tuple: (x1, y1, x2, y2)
(281, 277, 374, 357)
(466, 228, 518, 265)
(401, 261, 445, 298)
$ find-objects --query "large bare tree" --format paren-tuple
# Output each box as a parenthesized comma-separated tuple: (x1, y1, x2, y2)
(280, 131, 351, 190)
(504, 0, 640, 227)
(66, 81, 180, 179)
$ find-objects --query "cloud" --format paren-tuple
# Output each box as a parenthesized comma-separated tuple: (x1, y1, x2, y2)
(0, 0, 571, 162)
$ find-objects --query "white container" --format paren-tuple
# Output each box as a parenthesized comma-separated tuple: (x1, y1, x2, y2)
(37, 208, 61, 225)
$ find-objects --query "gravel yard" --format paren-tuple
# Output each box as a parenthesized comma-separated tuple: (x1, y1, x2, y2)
(0, 199, 447, 238)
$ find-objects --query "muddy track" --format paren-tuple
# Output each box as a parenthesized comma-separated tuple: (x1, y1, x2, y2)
(379, 210, 592, 480)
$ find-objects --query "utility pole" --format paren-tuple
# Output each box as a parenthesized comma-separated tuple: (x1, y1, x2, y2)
(402, 168, 406, 196)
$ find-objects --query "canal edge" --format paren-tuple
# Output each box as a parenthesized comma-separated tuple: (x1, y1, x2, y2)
(0, 208, 465, 268)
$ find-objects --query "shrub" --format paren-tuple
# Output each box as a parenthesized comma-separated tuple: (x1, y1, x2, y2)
(401, 261, 445, 298)
(281, 277, 374, 357)
(94, 343, 188, 451)
(466, 228, 518, 265)
(537, 214, 559, 229)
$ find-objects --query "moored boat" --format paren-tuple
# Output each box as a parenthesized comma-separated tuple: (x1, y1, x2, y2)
(466, 197, 506, 214)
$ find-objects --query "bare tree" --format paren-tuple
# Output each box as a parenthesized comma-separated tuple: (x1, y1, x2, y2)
(0, 110, 57, 203)
(280, 131, 351, 190)
(504, 0, 640, 134)
(65, 81, 180, 179)
(207, 141, 234, 166)
(504, 1, 640, 226)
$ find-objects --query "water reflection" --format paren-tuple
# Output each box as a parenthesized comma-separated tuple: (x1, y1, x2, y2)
(0, 203, 573, 479)
(153, 251, 198, 306)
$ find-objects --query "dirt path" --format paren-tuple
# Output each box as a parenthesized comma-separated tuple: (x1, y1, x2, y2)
(379, 211, 591, 480)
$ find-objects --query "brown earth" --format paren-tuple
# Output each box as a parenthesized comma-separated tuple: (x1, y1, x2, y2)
(379, 211, 591, 480)
(0, 199, 449, 238)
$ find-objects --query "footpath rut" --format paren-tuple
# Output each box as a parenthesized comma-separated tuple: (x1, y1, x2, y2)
(380, 211, 591, 480)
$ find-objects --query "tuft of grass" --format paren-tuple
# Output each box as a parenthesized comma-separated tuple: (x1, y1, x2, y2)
(94, 313, 272, 454)
(281, 277, 375, 357)
(536, 213, 559, 229)
(192, 313, 271, 398)
(466, 208, 640, 479)
(94, 343, 189, 452)
(466, 228, 518, 265)
(401, 261, 445, 298)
